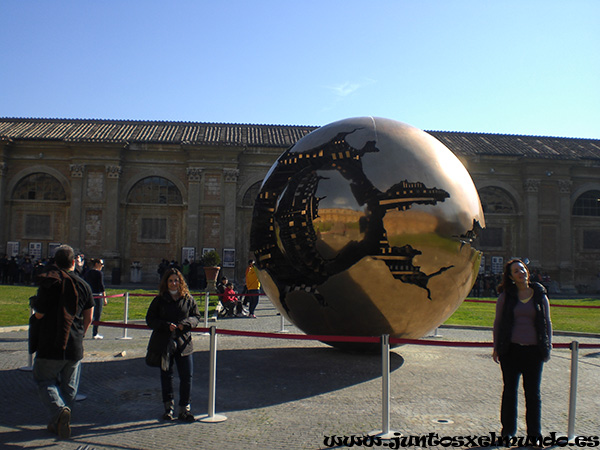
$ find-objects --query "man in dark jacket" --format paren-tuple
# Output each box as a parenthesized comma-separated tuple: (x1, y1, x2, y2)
(31, 244, 94, 439)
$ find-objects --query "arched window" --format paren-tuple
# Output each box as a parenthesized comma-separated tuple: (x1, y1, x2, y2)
(478, 187, 516, 214)
(127, 177, 182, 205)
(242, 181, 262, 207)
(12, 173, 66, 200)
(573, 190, 600, 216)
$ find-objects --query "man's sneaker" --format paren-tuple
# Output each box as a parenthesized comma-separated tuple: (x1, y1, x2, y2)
(57, 406, 71, 439)
(93, 335, 103, 340)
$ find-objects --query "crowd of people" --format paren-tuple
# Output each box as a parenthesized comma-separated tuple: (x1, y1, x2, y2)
(215, 260, 261, 319)
(470, 270, 553, 298)
(156, 258, 207, 290)
(0, 254, 50, 286)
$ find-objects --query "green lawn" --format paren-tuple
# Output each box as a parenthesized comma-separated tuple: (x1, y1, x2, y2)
(1, 285, 599, 334)
(445, 297, 600, 334)
(0, 286, 219, 327)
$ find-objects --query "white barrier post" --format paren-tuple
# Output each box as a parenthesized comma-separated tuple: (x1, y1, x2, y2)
(204, 292, 210, 327)
(278, 312, 289, 333)
(118, 293, 132, 340)
(369, 334, 399, 439)
(199, 326, 227, 423)
(567, 341, 579, 442)
(202, 292, 210, 335)
(19, 307, 34, 372)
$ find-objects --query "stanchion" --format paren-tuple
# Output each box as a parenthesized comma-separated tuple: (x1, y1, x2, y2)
(19, 352, 34, 372)
(277, 313, 289, 333)
(19, 307, 34, 372)
(117, 293, 132, 340)
(567, 341, 579, 443)
(202, 292, 211, 335)
(369, 334, 400, 439)
(199, 326, 227, 423)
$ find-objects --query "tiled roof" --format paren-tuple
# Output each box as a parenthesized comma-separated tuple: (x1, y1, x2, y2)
(1, 118, 599, 160)
(428, 131, 600, 161)
(0, 118, 316, 148)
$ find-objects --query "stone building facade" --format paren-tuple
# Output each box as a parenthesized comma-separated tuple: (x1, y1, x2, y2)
(1, 118, 599, 293)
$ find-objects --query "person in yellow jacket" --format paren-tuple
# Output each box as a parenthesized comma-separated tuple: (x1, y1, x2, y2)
(244, 260, 261, 318)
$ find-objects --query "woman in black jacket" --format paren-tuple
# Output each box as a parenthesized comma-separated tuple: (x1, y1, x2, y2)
(492, 259, 552, 443)
(146, 268, 201, 422)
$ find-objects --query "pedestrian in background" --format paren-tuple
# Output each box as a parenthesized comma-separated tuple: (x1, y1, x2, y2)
(244, 260, 261, 318)
(31, 244, 94, 439)
(84, 258, 107, 339)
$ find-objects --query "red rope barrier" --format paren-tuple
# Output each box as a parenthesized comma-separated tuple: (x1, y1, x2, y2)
(93, 293, 126, 299)
(107, 292, 600, 308)
(125, 292, 263, 298)
(215, 328, 380, 343)
(92, 321, 600, 348)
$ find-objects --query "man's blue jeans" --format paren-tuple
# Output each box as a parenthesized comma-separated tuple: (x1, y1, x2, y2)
(33, 357, 81, 423)
(92, 295, 103, 336)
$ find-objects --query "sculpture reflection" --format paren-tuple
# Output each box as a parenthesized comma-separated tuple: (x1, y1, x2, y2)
(251, 117, 484, 349)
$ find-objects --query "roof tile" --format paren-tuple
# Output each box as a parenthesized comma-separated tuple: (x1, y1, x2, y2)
(0, 118, 598, 160)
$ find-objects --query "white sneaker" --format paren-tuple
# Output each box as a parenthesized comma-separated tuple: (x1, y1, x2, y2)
(93, 334, 103, 340)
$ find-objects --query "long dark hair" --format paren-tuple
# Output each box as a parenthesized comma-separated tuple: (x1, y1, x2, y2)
(497, 258, 530, 294)
(159, 267, 190, 298)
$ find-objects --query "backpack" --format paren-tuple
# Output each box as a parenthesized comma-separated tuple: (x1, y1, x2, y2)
(30, 266, 79, 352)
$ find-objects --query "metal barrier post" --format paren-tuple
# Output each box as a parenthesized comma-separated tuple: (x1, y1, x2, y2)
(199, 326, 227, 423)
(203, 292, 209, 328)
(369, 334, 399, 439)
(202, 292, 211, 335)
(118, 293, 132, 340)
(278, 312, 289, 333)
(19, 307, 34, 372)
(567, 341, 579, 442)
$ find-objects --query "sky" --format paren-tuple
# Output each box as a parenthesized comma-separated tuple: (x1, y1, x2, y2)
(1, 1, 599, 139)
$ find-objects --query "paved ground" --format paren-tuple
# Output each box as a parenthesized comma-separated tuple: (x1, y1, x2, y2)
(0, 298, 598, 450)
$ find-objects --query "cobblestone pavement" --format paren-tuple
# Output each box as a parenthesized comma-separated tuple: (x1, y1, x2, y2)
(0, 299, 598, 450)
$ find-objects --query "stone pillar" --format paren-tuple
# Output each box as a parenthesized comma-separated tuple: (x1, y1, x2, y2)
(104, 165, 122, 258)
(223, 168, 239, 261)
(69, 164, 85, 251)
(186, 168, 202, 250)
(558, 180, 576, 293)
(523, 178, 540, 267)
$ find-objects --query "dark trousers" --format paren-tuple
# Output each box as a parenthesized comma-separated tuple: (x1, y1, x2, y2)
(92, 295, 103, 336)
(499, 344, 544, 438)
(160, 353, 193, 407)
(246, 289, 260, 315)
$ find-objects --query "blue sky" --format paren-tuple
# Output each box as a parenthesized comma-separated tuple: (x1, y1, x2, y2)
(1, 0, 598, 138)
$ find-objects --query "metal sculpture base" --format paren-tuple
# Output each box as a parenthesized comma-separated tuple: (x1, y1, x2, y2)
(368, 430, 402, 440)
(198, 414, 227, 423)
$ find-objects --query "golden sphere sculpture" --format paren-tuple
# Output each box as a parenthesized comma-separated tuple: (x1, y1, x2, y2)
(251, 117, 484, 349)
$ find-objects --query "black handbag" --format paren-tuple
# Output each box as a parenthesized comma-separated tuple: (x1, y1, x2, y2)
(145, 346, 162, 367)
